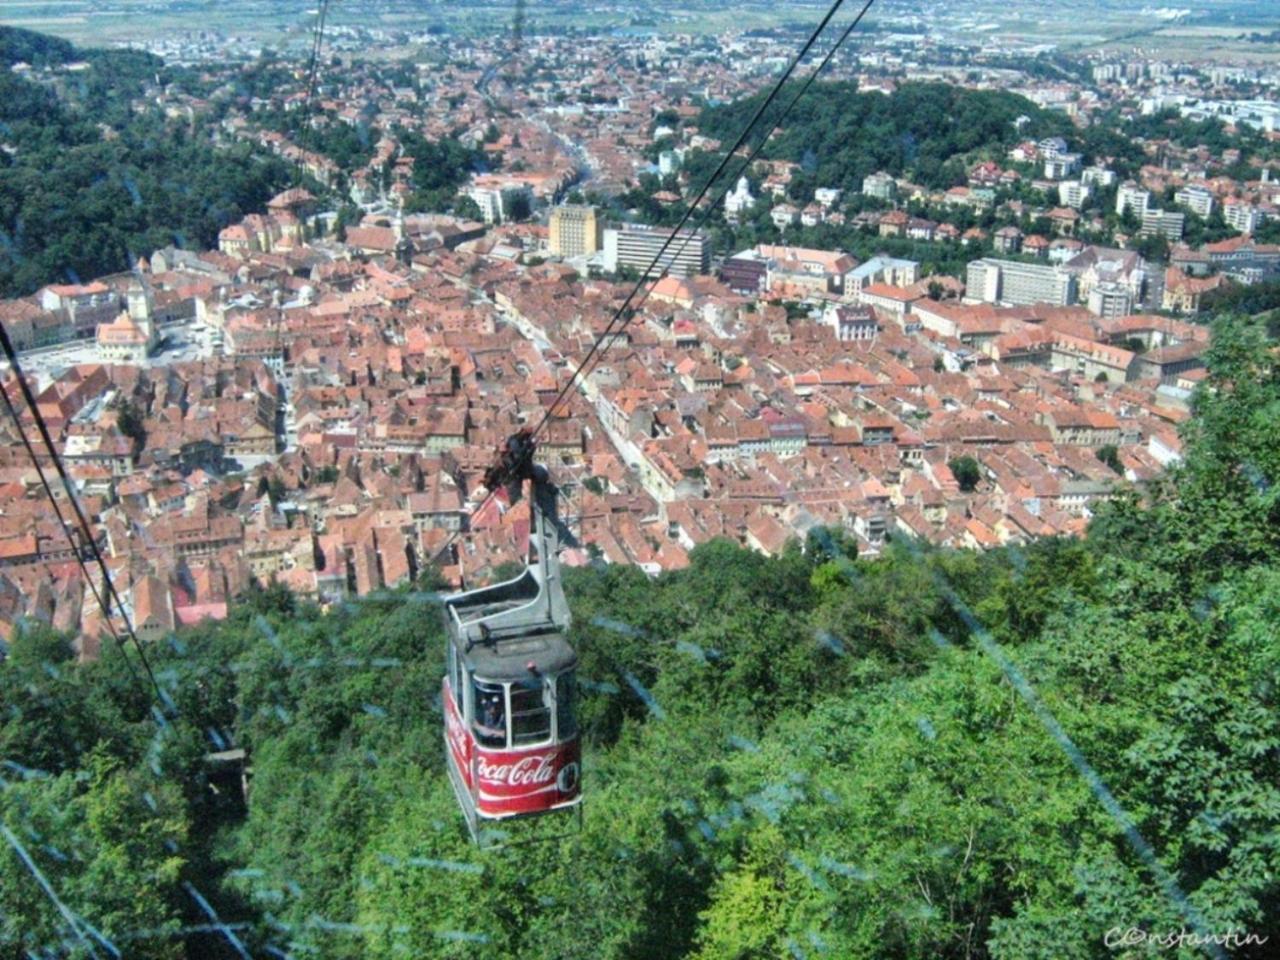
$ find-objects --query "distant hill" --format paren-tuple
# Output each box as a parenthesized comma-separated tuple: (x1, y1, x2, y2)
(0, 27, 292, 297)
(695, 80, 1074, 191)
(0, 25, 76, 67)
(0, 25, 163, 88)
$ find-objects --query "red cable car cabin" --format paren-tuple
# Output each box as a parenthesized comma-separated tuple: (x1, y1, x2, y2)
(442, 451, 581, 841)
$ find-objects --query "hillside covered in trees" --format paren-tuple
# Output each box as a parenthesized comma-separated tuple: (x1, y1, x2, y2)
(625, 80, 1280, 272)
(1, 314, 1278, 958)
(691, 81, 1072, 198)
(0, 26, 295, 297)
(616, 80, 1075, 272)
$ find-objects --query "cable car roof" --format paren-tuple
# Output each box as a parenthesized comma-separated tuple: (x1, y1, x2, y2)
(462, 629, 577, 682)
(447, 565, 577, 680)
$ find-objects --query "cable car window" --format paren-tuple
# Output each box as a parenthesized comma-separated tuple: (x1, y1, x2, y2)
(556, 670, 577, 739)
(510, 678, 552, 746)
(473, 679, 506, 748)
(452, 646, 464, 711)
(447, 643, 462, 710)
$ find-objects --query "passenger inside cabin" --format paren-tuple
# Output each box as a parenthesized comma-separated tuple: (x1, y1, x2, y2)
(475, 691, 506, 747)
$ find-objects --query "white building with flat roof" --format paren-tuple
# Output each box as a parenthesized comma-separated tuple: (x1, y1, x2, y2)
(1174, 184, 1213, 218)
(965, 258, 1076, 307)
(1116, 183, 1151, 217)
(603, 224, 709, 278)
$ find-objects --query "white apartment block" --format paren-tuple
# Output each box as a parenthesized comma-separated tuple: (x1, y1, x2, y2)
(1059, 180, 1091, 210)
(1224, 201, 1263, 235)
(965, 258, 1077, 307)
(1116, 183, 1151, 217)
(1173, 185, 1214, 218)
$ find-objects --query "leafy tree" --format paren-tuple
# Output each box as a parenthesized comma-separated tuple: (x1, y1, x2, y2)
(1096, 444, 1123, 474)
(0, 752, 186, 959)
(0, 51, 295, 297)
(267, 475, 286, 506)
(453, 194, 484, 221)
(949, 455, 981, 492)
(334, 204, 362, 240)
(115, 398, 147, 449)
(696, 81, 1070, 196)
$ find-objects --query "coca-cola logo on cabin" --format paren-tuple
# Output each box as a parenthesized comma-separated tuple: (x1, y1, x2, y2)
(443, 693, 468, 756)
(477, 753, 557, 788)
(446, 714, 467, 758)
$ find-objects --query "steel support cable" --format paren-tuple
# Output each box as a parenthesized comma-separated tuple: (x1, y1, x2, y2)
(0, 373, 145, 691)
(305, 0, 332, 118)
(567, 0, 877, 397)
(0, 323, 164, 705)
(426, 0, 876, 573)
(528, 0, 876, 440)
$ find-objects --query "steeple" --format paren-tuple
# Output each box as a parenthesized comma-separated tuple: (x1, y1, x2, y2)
(125, 266, 157, 354)
(126, 275, 153, 329)
(393, 208, 413, 266)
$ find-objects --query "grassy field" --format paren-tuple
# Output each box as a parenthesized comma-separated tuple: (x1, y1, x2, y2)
(1, 0, 1276, 63)
(0, 0, 813, 46)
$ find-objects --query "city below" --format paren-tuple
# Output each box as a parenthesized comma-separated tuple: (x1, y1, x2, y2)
(1, 4, 1279, 958)
(0, 6, 1276, 655)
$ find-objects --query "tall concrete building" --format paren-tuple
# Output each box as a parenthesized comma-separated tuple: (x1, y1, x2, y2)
(603, 224, 709, 278)
(467, 183, 533, 225)
(1116, 182, 1151, 217)
(965, 259, 1002, 303)
(965, 258, 1077, 307)
(1058, 180, 1091, 210)
(1087, 282, 1135, 319)
(1223, 200, 1262, 235)
(549, 205, 602, 258)
(1174, 184, 1214, 218)
(1140, 208, 1185, 241)
(1082, 165, 1117, 189)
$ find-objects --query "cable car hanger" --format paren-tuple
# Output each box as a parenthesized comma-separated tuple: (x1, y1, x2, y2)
(441, 431, 582, 846)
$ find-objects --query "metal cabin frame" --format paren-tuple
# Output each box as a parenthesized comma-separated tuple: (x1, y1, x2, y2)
(444, 467, 572, 649)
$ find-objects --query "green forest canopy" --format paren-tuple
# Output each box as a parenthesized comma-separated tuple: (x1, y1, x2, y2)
(617, 81, 1077, 265)
(0, 29, 297, 298)
(1, 313, 1278, 958)
(692, 80, 1074, 195)
(0, 26, 493, 297)
(0, 26, 75, 68)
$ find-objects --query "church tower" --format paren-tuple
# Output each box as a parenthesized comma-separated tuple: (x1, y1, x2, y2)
(393, 208, 413, 266)
(126, 273, 157, 354)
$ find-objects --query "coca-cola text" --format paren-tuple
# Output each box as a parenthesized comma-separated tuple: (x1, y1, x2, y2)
(477, 753, 557, 788)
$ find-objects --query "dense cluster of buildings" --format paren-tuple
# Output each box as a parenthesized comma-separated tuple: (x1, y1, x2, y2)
(0, 207, 1211, 654)
(1, 21, 1277, 655)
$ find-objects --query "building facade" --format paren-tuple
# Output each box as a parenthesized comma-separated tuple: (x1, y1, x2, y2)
(861, 171, 897, 200)
(965, 258, 1077, 307)
(603, 225, 709, 278)
(1116, 183, 1151, 217)
(548, 205, 602, 258)
(1140, 209, 1185, 241)
(1174, 185, 1214, 218)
